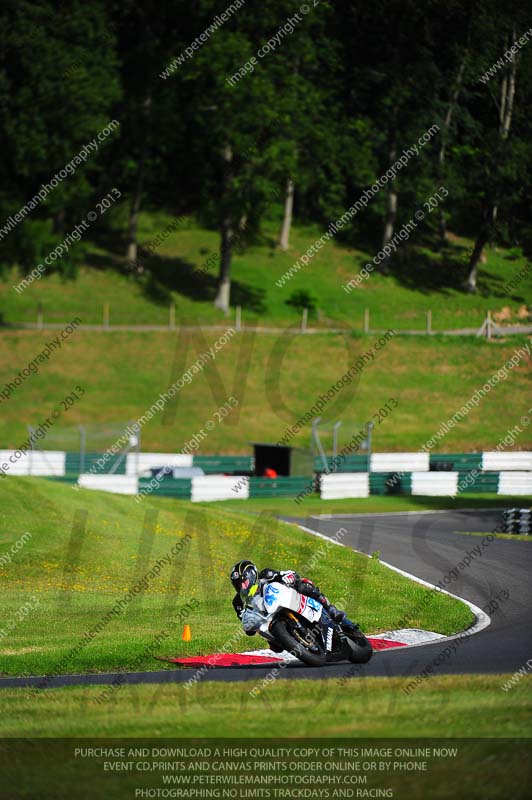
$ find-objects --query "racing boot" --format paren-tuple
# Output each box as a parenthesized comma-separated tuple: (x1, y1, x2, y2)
(328, 605, 359, 633)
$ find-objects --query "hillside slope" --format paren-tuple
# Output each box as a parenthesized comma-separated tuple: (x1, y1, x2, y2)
(0, 329, 530, 452)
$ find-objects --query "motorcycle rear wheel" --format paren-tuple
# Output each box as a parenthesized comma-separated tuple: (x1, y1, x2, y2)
(271, 619, 327, 667)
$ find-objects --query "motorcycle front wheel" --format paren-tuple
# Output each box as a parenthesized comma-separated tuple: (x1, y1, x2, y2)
(271, 618, 327, 667)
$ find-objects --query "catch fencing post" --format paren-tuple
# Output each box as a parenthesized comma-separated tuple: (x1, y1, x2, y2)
(426, 310, 432, 334)
(236, 305, 242, 332)
(103, 302, 110, 330)
(301, 307, 308, 333)
(364, 308, 370, 334)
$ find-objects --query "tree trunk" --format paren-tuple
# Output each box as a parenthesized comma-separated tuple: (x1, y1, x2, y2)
(278, 178, 294, 251)
(438, 208, 448, 246)
(499, 33, 516, 140)
(466, 203, 498, 292)
(214, 144, 234, 314)
(381, 127, 397, 267)
(465, 227, 489, 293)
(466, 35, 517, 292)
(126, 94, 151, 264)
(126, 154, 144, 264)
(215, 216, 233, 313)
(438, 56, 467, 246)
(53, 208, 65, 236)
(382, 189, 397, 249)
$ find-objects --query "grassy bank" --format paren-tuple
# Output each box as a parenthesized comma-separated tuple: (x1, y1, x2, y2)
(0, 328, 530, 452)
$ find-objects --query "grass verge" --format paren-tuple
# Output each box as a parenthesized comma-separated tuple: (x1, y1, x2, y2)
(454, 530, 531, 541)
(206, 493, 526, 516)
(0, 675, 530, 737)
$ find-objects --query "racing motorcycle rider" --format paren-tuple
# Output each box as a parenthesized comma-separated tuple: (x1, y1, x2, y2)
(229, 559, 359, 636)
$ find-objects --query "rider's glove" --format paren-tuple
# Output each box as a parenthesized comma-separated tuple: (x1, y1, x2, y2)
(241, 607, 265, 635)
(281, 571, 297, 586)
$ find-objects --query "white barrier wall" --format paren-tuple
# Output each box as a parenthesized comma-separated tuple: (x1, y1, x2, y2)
(483, 452, 532, 472)
(370, 452, 430, 473)
(411, 471, 458, 496)
(320, 473, 370, 499)
(498, 471, 532, 496)
(78, 475, 139, 494)
(126, 452, 193, 475)
(191, 475, 249, 502)
(0, 450, 66, 476)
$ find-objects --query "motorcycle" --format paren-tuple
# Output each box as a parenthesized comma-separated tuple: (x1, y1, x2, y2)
(241, 581, 373, 667)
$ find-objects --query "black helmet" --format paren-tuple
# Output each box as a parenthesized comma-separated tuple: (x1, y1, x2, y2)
(230, 560, 259, 602)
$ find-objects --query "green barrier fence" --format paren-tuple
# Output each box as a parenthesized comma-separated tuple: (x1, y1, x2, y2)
(43, 471, 522, 498)
(59, 452, 495, 480)
(369, 472, 413, 495)
(314, 455, 369, 472)
(193, 455, 254, 474)
(457, 470, 500, 493)
(65, 452, 127, 475)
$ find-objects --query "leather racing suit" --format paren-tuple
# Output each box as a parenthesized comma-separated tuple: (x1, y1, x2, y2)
(232, 567, 353, 630)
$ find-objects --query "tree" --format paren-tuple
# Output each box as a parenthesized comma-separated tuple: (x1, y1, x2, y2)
(457, 2, 531, 292)
(180, 0, 321, 313)
(0, 0, 120, 273)
(107, 0, 189, 267)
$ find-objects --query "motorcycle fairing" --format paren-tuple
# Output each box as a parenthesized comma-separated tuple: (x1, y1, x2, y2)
(262, 581, 323, 623)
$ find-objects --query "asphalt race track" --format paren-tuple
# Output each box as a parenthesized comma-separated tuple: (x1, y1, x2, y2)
(1, 509, 531, 689)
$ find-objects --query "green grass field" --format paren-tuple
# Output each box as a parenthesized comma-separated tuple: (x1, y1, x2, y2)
(454, 531, 532, 541)
(0, 478, 474, 678)
(1, 675, 530, 798)
(2, 212, 531, 331)
(0, 328, 531, 453)
(0, 675, 530, 738)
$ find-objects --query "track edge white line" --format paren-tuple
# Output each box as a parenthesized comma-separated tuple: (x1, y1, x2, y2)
(292, 520, 491, 651)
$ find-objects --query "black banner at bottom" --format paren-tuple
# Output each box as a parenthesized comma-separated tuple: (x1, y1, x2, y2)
(0, 738, 530, 800)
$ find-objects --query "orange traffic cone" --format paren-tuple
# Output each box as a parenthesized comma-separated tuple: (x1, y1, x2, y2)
(182, 624, 192, 642)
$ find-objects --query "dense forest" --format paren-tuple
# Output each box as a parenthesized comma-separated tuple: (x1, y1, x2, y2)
(1, 0, 531, 312)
